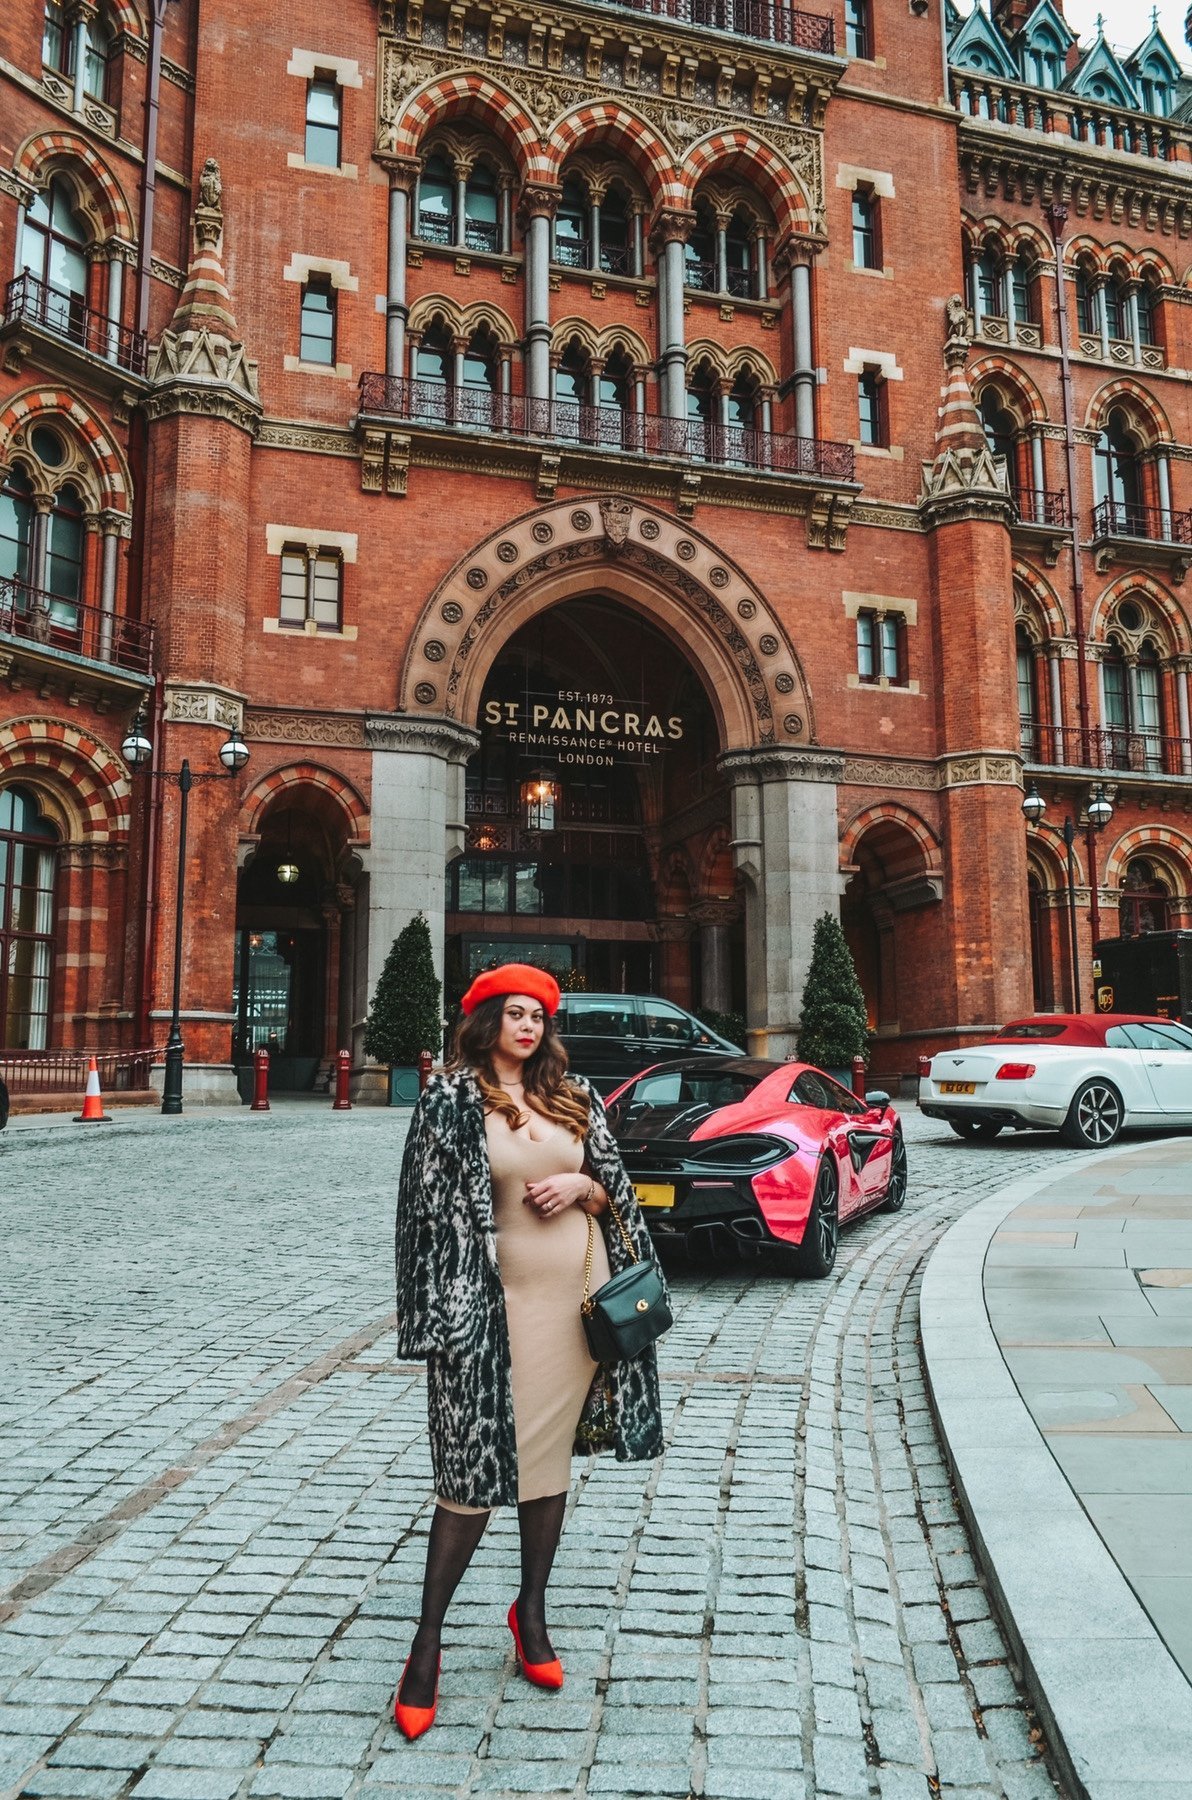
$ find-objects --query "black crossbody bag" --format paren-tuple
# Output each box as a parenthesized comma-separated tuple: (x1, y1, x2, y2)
(581, 1189, 673, 1363)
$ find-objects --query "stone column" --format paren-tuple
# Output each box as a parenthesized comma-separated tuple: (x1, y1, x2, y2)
(520, 184, 560, 405)
(1157, 452, 1173, 535)
(1175, 656, 1192, 774)
(776, 235, 822, 441)
(651, 210, 694, 421)
(1125, 282, 1142, 363)
(1047, 646, 1064, 762)
(378, 156, 418, 380)
(714, 217, 729, 295)
(718, 746, 845, 1058)
(690, 899, 737, 1014)
(105, 249, 125, 362)
(1029, 429, 1045, 514)
(71, 6, 92, 113)
(361, 715, 478, 1096)
(97, 508, 123, 661)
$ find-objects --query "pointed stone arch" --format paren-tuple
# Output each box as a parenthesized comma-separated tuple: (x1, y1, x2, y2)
(839, 802, 943, 877)
(13, 131, 136, 242)
(1014, 561, 1069, 639)
(1089, 571, 1191, 656)
(546, 103, 677, 209)
(679, 131, 811, 238)
(1103, 825, 1192, 895)
(969, 356, 1048, 428)
(240, 763, 370, 843)
(0, 386, 132, 513)
(0, 718, 131, 839)
(1085, 378, 1172, 444)
(399, 496, 813, 752)
(387, 74, 546, 181)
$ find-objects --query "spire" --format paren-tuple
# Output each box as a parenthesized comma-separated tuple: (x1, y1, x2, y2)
(919, 296, 1011, 519)
(146, 157, 261, 433)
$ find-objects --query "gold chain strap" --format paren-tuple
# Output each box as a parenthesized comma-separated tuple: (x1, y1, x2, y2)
(582, 1186, 639, 1315)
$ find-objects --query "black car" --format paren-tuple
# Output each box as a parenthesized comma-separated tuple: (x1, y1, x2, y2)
(556, 993, 742, 1092)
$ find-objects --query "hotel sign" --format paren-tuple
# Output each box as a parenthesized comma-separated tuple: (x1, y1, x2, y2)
(482, 689, 684, 766)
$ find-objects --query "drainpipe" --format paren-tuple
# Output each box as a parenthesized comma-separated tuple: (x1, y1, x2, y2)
(1048, 202, 1101, 979)
(135, 0, 171, 337)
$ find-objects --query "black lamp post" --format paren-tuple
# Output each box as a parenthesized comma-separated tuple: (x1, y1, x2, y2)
(1022, 781, 1113, 1013)
(122, 705, 250, 1114)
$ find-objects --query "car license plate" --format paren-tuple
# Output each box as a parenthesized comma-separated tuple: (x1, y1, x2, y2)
(939, 1081, 977, 1095)
(634, 1183, 676, 1210)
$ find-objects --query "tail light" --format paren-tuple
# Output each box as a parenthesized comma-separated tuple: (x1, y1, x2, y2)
(996, 1062, 1036, 1081)
(917, 1055, 931, 1079)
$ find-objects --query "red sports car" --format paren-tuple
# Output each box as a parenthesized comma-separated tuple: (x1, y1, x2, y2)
(605, 1055, 907, 1277)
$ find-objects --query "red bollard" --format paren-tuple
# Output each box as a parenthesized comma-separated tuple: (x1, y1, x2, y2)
(332, 1048, 352, 1111)
(251, 1047, 270, 1112)
(851, 1054, 866, 1100)
(418, 1048, 433, 1093)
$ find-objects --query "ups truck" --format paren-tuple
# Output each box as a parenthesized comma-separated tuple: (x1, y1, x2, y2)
(1093, 931, 1192, 1025)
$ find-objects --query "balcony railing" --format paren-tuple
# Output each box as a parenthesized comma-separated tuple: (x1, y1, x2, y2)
(1091, 499, 1192, 546)
(951, 71, 1180, 164)
(359, 374, 856, 479)
(685, 261, 755, 298)
(592, 0, 834, 51)
(4, 272, 148, 376)
(415, 215, 502, 253)
(0, 576, 154, 674)
(1023, 723, 1192, 777)
(1012, 486, 1068, 527)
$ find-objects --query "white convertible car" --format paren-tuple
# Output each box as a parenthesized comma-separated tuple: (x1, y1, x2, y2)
(919, 1013, 1192, 1148)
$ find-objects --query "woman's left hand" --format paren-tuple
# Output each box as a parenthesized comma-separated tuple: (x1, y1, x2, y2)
(524, 1172, 590, 1218)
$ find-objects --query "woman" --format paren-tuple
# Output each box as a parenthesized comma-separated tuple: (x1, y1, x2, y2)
(392, 962, 665, 1739)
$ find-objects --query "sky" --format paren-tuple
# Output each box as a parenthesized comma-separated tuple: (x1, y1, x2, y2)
(955, 0, 1189, 68)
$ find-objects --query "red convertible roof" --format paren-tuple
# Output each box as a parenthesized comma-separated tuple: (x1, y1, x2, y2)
(996, 1013, 1174, 1046)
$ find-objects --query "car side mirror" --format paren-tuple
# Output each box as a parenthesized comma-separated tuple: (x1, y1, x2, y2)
(864, 1090, 891, 1110)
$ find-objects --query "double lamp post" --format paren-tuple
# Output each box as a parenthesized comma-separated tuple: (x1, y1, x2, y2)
(122, 705, 251, 1115)
(1021, 780, 1113, 1012)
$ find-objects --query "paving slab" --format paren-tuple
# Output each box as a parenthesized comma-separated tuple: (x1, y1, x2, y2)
(922, 1134, 1192, 1800)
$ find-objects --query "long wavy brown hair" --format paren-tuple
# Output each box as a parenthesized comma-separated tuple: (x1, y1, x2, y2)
(449, 993, 590, 1139)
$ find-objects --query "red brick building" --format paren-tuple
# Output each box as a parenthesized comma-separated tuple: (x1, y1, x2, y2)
(1, 0, 1189, 1099)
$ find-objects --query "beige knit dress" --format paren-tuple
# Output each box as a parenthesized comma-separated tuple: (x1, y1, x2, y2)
(437, 1106, 611, 1512)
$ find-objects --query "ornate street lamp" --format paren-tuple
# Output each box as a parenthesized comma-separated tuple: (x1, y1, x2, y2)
(122, 705, 251, 1114)
(520, 770, 561, 832)
(1022, 781, 1114, 1012)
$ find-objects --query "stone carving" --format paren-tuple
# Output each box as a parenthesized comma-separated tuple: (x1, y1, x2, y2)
(423, 639, 446, 661)
(440, 601, 464, 623)
(414, 682, 438, 704)
(165, 686, 245, 730)
(245, 711, 368, 747)
(570, 510, 593, 531)
(758, 634, 779, 655)
(599, 496, 634, 550)
(841, 757, 940, 790)
(774, 672, 794, 693)
(663, 112, 701, 144)
(531, 520, 554, 543)
(496, 541, 518, 562)
(943, 292, 971, 353)
(465, 567, 488, 588)
(194, 157, 223, 249)
(257, 419, 357, 456)
(676, 540, 696, 560)
(639, 518, 661, 540)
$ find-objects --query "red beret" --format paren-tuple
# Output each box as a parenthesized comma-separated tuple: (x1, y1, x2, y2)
(461, 963, 561, 1017)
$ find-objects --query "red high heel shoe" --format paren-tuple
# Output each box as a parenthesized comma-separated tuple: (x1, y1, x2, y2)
(507, 1599, 564, 1689)
(394, 1653, 441, 1739)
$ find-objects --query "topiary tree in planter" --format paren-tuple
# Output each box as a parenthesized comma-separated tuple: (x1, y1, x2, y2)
(796, 911, 869, 1080)
(364, 913, 442, 1105)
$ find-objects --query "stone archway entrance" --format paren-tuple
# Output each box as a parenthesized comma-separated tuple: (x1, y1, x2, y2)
(366, 496, 845, 1057)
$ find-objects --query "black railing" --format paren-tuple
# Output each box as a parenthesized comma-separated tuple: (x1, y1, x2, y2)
(1024, 724, 1192, 777)
(4, 272, 148, 375)
(465, 219, 500, 253)
(0, 576, 154, 674)
(415, 216, 502, 253)
(1012, 486, 1068, 527)
(685, 258, 718, 292)
(359, 373, 856, 480)
(599, 244, 632, 276)
(554, 237, 591, 268)
(1092, 498, 1192, 546)
(594, 0, 834, 52)
(417, 214, 453, 244)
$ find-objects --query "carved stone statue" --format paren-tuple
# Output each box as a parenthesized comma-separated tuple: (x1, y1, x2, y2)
(197, 158, 222, 212)
(193, 157, 224, 251)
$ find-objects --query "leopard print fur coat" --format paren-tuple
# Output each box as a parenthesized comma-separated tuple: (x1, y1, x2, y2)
(395, 1067, 666, 1508)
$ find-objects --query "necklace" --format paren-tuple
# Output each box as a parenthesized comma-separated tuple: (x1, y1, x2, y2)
(497, 1079, 524, 1091)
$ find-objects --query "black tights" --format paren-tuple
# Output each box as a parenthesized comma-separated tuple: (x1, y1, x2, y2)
(399, 1493, 567, 1706)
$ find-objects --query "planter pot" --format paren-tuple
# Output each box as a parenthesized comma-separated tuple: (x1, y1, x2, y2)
(388, 1064, 422, 1106)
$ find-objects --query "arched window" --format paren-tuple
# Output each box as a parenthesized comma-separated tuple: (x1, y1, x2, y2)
(1094, 409, 1143, 528)
(1137, 278, 1159, 348)
(414, 321, 451, 385)
(979, 390, 1017, 464)
(554, 179, 588, 269)
(416, 154, 454, 244)
(686, 363, 717, 424)
(725, 209, 753, 299)
(1102, 635, 1165, 771)
(1016, 628, 1039, 757)
(1009, 248, 1036, 325)
(726, 374, 756, 429)
(1074, 264, 1098, 335)
(1120, 858, 1171, 936)
(600, 187, 631, 276)
(44, 483, 85, 629)
(19, 177, 89, 340)
(1135, 641, 1164, 771)
(42, 3, 69, 73)
(1104, 274, 1128, 341)
(684, 204, 718, 293)
(554, 340, 590, 442)
(969, 244, 1003, 318)
(461, 329, 496, 392)
(0, 466, 36, 586)
(463, 163, 499, 253)
(0, 785, 59, 1051)
(1027, 874, 1054, 1010)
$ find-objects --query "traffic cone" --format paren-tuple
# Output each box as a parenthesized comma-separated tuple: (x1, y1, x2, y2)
(74, 1055, 111, 1123)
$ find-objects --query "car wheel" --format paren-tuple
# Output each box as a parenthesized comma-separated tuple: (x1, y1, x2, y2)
(880, 1129, 907, 1212)
(948, 1119, 1003, 1142)
(1060, 1079, 1123, 1149)
(792, 1158, 839, 1279)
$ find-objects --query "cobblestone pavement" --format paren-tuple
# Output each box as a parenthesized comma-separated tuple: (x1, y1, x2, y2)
(0, 1106, 1082, 1800)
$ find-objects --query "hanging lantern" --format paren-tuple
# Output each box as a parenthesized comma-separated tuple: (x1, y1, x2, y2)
(520, 770, 561, 831)
(276, 810, 300, 884)
(276, 861, 300, 884)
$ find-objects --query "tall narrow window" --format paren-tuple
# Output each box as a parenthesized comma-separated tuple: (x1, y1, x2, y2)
(1136, 643, 1163, 771)
(279, 546, 342, 631)
(857, 613, 902, 683)
(1104, 278, 1127, 341)
(844, 0, 871, 58)
(724, 210, 753, 297)
(857, 368, 885, 446)
(0, 785, 59, 1051)
(304, 76, 341, 168)
(851, 188, 879, 270)
(463, 164, 499, 252)
(299, 277, 336, 364)
(1137, 281, 1158, 347)
(856, 612, 875, 683)
(684, 204, 717, 292)
(19, 177, 89, 341)
(0, 467, 36, 585)
(42, 2, 68, 73)
(417, 154, 454, 243)
(44, 483, 84, 628)
(553, 179, 588, 269)
(1094, 410, 1143, 525)
(1016, 629, 1039, 757)
(83, 16, 110, 100)
(1010, 249, 1034, 324)
(1075, 267, 1098, 334)
(600, 188, 631, 275)
(1102, 640, 1130, 767)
